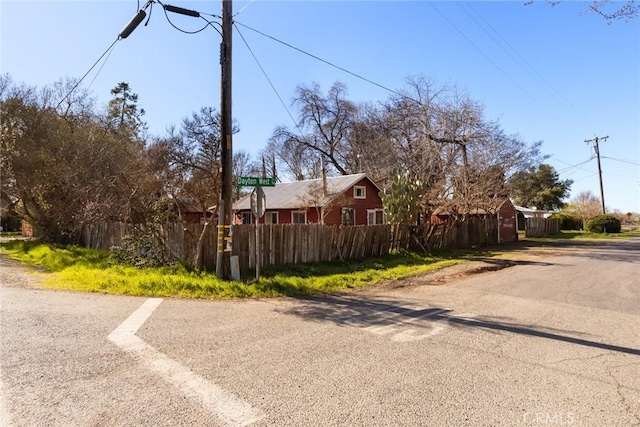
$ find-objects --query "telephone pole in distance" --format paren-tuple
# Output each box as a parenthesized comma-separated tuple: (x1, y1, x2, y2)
(584, 135, 609, 215)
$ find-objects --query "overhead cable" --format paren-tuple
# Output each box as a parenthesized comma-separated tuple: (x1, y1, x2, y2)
(234, 20, 413, 103)
(234, 23, 303, 134)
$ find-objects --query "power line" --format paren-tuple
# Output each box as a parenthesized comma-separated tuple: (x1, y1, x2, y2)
(428, 2, 564, 127)
(233, 0, 256, 17)
(234, 21, 410, 102)
(459, 1, 598, 131)
(555, 157, 594, 175)
(601, 156, 640, 166)
(234, 23, 302, 134)
(55, 37, 120, 110)
(157, 1, 221, 36)
(56, 0, 157, 109)
(87, 40, 117, 91)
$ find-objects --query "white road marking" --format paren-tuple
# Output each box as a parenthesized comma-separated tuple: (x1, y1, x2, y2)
(391, 325, 447, 342)
(108, 298, 264, 427)
(363, 307, 452, 342)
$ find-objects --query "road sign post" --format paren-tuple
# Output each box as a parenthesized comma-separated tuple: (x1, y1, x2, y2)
(250, 187, 266, 280)
(240, 177, 273, 280)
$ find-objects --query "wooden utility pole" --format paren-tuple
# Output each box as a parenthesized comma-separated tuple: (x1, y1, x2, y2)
(216, 0, 233, 279)
(584, 135, 609, 215)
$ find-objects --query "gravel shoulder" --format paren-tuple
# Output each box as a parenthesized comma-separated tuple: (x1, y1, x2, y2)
(0, 255, 46, 289)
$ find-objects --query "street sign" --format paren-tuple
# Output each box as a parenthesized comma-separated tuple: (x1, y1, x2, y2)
(250, 187, 266, 218)
(238, 176, 275, 187)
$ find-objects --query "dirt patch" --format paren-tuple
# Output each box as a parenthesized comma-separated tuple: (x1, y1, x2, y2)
(352, 238, 594, 295)
(353, 260, 514, 295)
(0, 255, 46, 289)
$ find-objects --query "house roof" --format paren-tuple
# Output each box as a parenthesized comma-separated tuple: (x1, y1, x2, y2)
(233, 173, 377, 210)
(175, 198, 205, 213)
(513, 205, 556, 218)
(432, 199, 515, 216)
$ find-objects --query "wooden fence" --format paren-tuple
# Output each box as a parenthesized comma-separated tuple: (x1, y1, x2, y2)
(81, 217, 500, 271)
(525, 217, 560, 237)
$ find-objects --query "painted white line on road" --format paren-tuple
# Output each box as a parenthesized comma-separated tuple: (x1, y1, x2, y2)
(363, 307, 452, 342)
(109, 298, 164, 339)
(391, 325, 447, 342)
(109, 298, 264, 427)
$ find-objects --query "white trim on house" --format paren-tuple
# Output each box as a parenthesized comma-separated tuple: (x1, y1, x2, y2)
(367, 209, 386, 225)
(514, 205, 556, 219)
(341, 207, 355, 225)
(292, 211, 307, 224)
(353, 185, 366, 199)
(265, 211, 278, 224)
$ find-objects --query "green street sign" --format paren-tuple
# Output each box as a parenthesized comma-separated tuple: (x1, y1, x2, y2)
(238, 176, 276, 187)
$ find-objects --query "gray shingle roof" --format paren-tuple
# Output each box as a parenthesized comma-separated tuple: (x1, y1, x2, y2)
(233, 173, 375, 210)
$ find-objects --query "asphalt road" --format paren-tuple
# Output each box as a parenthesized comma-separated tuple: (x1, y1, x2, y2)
(1, 238, 638, 426)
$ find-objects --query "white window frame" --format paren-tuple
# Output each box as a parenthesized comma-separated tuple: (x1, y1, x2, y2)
(354, 185, 366, 199)
(292, 211, 307, 224)
(367, 209, 386, 225)
(341, 207, 356, 226)
(266, 211, 279, 224)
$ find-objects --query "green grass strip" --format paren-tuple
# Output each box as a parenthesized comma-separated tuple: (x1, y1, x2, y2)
(0, 240, 462, 299)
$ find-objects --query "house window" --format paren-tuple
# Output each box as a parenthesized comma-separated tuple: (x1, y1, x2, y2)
(367, 209, 386, 225)
(241, 212, 252, 224)
(342, 208, 355, 226)
(354, 185, 366, 199)
(266, 211, 278, 224)
(292, 211, 307, 224)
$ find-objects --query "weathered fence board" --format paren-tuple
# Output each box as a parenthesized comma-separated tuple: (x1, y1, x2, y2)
(525, 218, 560, 237)
(81, 216, 503, 271)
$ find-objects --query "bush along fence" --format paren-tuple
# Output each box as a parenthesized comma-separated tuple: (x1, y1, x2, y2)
(525, 217, 560, 237)
(81, 217, 500, 271)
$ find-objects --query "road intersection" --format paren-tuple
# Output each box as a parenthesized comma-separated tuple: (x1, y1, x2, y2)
(1, 238, 638, 426)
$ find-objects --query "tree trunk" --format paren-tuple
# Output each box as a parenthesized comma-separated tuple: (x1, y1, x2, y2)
(194, 218, 214, 271)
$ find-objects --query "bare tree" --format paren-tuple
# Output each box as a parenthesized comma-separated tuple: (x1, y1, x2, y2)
(563, 191, 603, 224)
(155, 107, 248, 270)
(232, 149, 258, 201)
(267, 82, 360, 178)
(264, 128, 321, 180)
(265, 75, 545, 222)
(526, 0, 639, 23)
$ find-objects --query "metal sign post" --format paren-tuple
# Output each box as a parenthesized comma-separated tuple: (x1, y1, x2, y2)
(250, 187, 266, 279)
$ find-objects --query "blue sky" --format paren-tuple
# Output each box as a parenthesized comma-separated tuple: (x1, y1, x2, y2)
(2, 1, 639, 213)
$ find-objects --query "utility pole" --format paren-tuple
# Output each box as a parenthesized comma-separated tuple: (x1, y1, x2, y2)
(216, 0, 233, 279)
(584, 134, 609, 215)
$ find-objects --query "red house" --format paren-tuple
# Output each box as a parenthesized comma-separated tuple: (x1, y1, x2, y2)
(233, 173, 385, 226)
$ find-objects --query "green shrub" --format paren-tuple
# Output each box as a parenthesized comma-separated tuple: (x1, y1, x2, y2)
(584, 215, 621, 233)
(550, 213, 582, 230)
